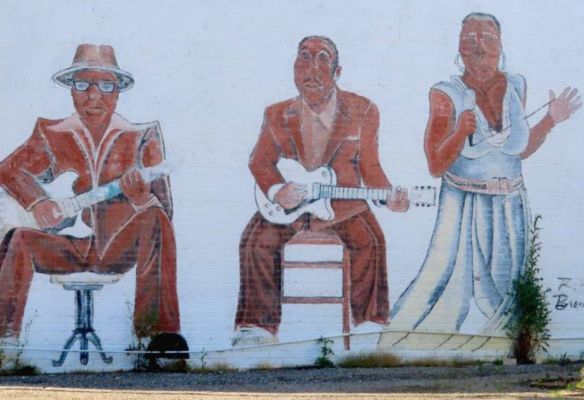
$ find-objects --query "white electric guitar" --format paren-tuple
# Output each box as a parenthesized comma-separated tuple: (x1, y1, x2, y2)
(0, 162, 171, 239)
(255, 158, 437, 225)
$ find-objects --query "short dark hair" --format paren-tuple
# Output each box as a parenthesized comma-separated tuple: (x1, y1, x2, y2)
(297, 35, 339, 74)
(462, 12, 501, 34)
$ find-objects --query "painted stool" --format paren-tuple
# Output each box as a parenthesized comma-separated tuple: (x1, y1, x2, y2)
(50, 272, 122, 367)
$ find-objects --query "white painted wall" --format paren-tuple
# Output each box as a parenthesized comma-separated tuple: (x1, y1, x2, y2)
(0, 0, 583, 371)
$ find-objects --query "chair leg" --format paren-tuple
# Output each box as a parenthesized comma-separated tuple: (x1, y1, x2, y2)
(342, 248, 351, 350)
(87, 331, 113, 364)
(52, 331, 80, 367)
(53, 287, 114, 366)
(80, 333, 89, 365)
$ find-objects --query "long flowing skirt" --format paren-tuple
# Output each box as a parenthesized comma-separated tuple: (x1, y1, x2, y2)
(390, 180, 530, 334)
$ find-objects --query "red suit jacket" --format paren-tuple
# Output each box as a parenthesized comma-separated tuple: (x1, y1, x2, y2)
(0, 112, 172, 256)
(250, 89, 391, 224)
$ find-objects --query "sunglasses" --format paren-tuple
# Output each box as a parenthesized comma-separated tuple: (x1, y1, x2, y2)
(72, 80, 117, 93)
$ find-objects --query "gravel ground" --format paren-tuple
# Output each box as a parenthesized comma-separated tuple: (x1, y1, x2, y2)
(0, 363, 583, 399)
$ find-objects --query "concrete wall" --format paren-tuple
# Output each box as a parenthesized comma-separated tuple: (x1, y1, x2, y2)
(0, 0, 583, 371)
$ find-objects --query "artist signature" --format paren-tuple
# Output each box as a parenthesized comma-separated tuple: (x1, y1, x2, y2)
(552, 277, 584, 311)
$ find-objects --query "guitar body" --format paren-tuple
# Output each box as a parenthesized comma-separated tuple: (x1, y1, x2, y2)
(255, 158, 336, 225)
(0, 162, 171, 240)
(0, 171, 93, 239)
(41, 172, 94, 238)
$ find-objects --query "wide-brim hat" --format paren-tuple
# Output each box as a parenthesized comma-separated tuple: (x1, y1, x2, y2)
(52, 44, 134, 92)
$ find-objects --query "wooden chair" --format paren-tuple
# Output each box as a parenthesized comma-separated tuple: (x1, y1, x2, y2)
(282, 230, 351, 350)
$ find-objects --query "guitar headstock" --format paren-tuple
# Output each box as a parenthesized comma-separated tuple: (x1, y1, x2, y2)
(410, 185, 437, 207)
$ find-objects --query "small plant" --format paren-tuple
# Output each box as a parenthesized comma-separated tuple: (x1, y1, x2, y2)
(558, 352, 571, 366)
(199, 348, 208, 370)
(190, 360, 236, 374)
(0, 316, 39, 376)
(190, 348, 234, 374)
(314, 337, 335, 368)
(506, 215, 551, 364)
(126, 338, 149, 371)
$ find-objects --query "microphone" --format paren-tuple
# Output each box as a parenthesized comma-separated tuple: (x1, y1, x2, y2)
(462, 89, 477, 146)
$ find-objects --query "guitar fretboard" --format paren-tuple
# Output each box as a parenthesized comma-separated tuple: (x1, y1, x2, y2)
(316, 184, 436, 207)
(69, 182, 123, 213)
(318, 185, 390, 201)
(59, 163, 169, 216)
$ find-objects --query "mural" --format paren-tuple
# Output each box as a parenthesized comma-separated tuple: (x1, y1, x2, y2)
(0, 3, 583, 371)
(0, 44, 181, 362)
(388, 13, 581, 336)
(233, 35, 412, 346)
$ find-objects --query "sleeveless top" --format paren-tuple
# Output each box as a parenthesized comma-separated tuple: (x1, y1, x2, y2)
(433, 74, 530, 180)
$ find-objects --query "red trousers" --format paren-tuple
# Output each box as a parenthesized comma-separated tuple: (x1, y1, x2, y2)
(235, 209, 389, 334)
(0, 207, 179, 338)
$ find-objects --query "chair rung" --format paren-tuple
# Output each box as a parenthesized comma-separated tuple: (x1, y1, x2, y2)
(282, 296, 343, 304)
(283, 262, 343, 269)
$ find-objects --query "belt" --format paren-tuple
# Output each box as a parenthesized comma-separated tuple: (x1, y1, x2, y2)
(444, 172, 523, 195)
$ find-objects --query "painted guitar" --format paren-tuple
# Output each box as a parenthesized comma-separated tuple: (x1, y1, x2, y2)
(255, 158, 437, 225)
(0, 162, 171, 239)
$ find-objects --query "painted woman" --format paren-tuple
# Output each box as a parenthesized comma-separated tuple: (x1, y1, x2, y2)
(390, 12, 581, 334)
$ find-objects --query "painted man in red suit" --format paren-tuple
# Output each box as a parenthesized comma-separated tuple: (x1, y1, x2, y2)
(0, 44, 179, 341)
(234, 36, 409, 345)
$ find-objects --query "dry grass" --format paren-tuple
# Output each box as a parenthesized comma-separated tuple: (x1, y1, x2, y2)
(253, 362, 275, 370)
(337, 352, 483, 369)
(404, 357, 483, 368)
(337, 352, 401, 368)
(190, 362, 237, 374)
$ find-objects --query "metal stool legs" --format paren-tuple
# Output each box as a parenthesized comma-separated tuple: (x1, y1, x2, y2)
(53, 287, 113, 367)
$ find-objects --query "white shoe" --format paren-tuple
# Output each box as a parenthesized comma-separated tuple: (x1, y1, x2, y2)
(352, 321, 390, 335)
(231, 327, 278, 347)
(0, 336, 21, 369)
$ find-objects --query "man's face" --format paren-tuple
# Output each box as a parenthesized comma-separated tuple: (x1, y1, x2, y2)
(294, 38, 340, 108)
(71, 70, 119, 127)
(459, 19, 501, 81)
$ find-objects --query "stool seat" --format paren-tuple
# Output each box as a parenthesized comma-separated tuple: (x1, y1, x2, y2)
(50, 271, 121, 367)
(50, 272, 122, 288)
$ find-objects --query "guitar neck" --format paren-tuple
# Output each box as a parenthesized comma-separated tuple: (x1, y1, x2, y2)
(316, 184, 391, 201)
(65, 164, 168, 214)
(71, 182, 123, 213)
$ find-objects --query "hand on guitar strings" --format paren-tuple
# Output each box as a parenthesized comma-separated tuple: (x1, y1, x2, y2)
(274, 182, 308, 210)
(121, 168, 152, 205)
(32, 199, 65, 229)
(386, 186, 410, 213)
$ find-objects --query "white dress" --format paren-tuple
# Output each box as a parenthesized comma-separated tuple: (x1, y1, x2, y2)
(390, 74, 531, 334)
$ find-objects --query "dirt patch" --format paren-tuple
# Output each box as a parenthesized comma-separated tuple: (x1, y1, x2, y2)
(0, 362, 583, 399)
